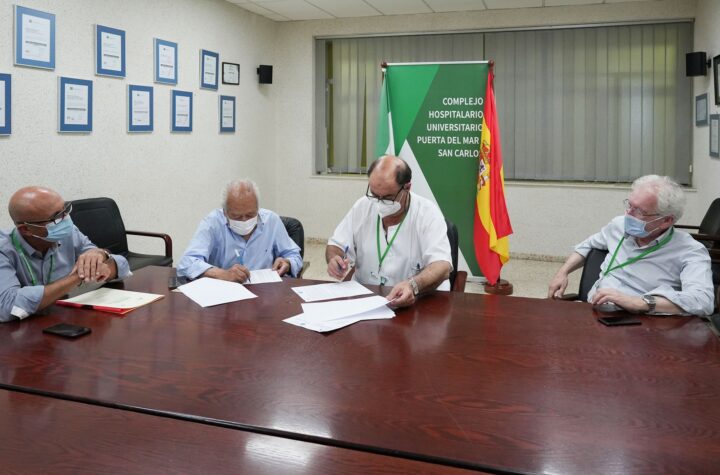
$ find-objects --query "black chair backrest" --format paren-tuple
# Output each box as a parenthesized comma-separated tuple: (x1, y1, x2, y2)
(578, 248, 609, 302)
(699, 198, 720, 236)
(70, 197, 129, 256)
(280, 216, 305, 259)
(445, 218, 459, 290)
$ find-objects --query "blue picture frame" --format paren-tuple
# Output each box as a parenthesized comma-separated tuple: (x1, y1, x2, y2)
(219, 95, 236, 133)
(59, 77, 93, 133)
(200, 49, 219, 90)
(711, 114, 719, 159)
(96, 25, 126, 78)
(128, 85, 154, 133)
(154, 38, 178, 85)
(14, 5, 56, 70)
(171, 90, 193, 132)
(0, 73, 10, 136)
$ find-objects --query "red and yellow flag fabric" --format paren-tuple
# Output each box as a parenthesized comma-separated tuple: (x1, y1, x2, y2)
(473, 69, 513, 285)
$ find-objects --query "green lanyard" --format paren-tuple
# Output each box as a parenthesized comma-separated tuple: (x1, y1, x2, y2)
(11, 230, 54, 286)
(603, 227, 674, 277)
(376, 214, 406, 272)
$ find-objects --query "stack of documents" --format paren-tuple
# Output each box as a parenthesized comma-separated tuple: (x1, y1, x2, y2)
(247, 269, 282, 284)
(177, 277, 257, 307)
(57, 288, 164, 315)
(284, 295, 395, 333)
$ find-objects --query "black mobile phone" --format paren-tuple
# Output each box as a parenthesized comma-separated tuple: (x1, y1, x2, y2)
(598, 316, 642, 327)
(168, 276, 189, 290)
(43, 323, 92, 338)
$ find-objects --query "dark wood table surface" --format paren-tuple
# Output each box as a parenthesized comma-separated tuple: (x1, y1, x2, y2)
(0, 388, 477, 475)
(1, 266, 719, 474)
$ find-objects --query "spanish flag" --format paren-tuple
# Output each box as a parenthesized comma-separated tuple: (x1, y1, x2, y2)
(473, 68, 512, 285)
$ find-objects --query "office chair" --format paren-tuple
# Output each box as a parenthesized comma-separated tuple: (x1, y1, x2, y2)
(70, 197, 173, 272)
(445, 218, 467, 292)
(676, 198, 720, 287)
(280, 216, 310, 277)
(559, 248, 608, 302)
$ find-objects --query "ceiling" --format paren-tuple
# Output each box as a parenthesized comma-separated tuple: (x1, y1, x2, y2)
(226, 0, 660, 22)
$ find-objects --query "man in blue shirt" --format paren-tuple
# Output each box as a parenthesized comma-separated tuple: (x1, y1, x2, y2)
(177, 180, 302, 282)
(0, 186, 132, 322)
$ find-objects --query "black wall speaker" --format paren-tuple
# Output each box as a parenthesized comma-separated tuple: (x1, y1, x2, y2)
(686, 52, 708, 77)
(257, 65, 273, 84)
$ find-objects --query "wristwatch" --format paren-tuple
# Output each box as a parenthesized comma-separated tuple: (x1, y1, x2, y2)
(409, 278, 419, 296)
(98, 248, 112, 261)
(642, 294, 656, 313)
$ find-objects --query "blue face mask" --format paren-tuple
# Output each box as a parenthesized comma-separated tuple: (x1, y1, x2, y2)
(32, 216, 74, 242)
(624, 214, 663, 238)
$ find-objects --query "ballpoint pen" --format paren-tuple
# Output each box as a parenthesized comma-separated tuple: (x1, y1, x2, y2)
(235, 249, 250, 283)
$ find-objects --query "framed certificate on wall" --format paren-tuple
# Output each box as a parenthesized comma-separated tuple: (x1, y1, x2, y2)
(200, 49, 219, 90)
(222, 62, 240, 85)
(128, 85, 154, 133)
(155, 38, 178, 85)
(0, 73, 10, 135)
(59, 77, 93, 133)
(171, 90, 193, 132)
(220, 95, 235, 133)
(14, 5, 55, 70)
(96, 25, 126, 77)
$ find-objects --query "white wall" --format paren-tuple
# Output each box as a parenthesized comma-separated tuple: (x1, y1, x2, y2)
(692, 0, 720, 213)
(0, 0, 277, 261)
(272, 0, 714, 259)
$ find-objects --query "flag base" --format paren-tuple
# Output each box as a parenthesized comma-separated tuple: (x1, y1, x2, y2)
(483, 279, 513, 296)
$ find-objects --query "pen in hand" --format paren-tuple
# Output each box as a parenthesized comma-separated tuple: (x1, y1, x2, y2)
(234, 249, 250, 283)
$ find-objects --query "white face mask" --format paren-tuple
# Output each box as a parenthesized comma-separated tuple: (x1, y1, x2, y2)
(228, 216, 258, 236)
(376, 201, 402, 218)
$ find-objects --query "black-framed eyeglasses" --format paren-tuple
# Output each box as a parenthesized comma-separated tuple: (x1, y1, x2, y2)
(623, 199, 660, 218)
(365, 184, 405, 205)
(23, 202, 73, 226)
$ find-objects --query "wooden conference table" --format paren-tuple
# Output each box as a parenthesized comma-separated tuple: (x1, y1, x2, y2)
(1, 266, 719, 474)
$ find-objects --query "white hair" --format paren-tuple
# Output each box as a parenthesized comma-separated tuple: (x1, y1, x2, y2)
(632, 174, 685, 221)
(222, 179, 260, 209)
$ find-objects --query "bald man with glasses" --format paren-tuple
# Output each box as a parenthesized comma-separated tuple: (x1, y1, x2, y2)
(549, 175, 714, 316)
(326, 155, 452, 308)
(0, 186, 131, 322)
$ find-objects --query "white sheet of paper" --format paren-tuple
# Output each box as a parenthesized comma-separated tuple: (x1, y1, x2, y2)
(131, 90, 150, 126)
(301, 295, 390, 321)
(158, 44, 175, 80)
(291, 280, 372, 302)
(64, 83, 89, 125)
(177, 277, 257, 307)
(284, 296, 394, 332)
(59, 288, 163, 309)
(0, 81, 5, 128)
(174, 95, 190, 127)
(712, 118, 719, 155)
(247, 269, 282, 284)
(224, 64, 238, 83)
(221, 99, 234, 128)
(101, 31, 122, 71)
(21, 13, 51, 62)
(203, 54, 217, 85)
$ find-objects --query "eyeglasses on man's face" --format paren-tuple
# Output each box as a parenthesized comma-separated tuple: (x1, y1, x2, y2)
(23, 202, 73, 226)
(623, 199, 660, 218)
(365, 184, 405, 205)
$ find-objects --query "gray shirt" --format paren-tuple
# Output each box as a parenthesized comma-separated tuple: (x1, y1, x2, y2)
(0, 226, 131, 322)
(575, 215, 714, 316)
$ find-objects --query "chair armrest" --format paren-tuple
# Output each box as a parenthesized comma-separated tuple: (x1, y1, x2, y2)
(299, 261, 310, 279)
(691, 232, 720, 243)
(675, 224, 700, 230)
(452, 271, 467, 292)
(125, 230, 173, 258)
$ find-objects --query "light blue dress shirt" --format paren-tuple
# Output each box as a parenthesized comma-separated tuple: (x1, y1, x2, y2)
(177, 208, 302, 280)
(575, 215, 715, 315)
(0, 226, 132, 322)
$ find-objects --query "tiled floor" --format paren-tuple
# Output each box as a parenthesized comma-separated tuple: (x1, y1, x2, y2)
(302, 241, 581, 299)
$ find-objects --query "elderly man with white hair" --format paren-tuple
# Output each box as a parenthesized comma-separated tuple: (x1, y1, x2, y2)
(177, 180, 302, 283)
(548, 174, 714, 316)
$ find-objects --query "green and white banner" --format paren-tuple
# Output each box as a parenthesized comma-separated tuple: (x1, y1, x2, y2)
(376, 61, 489, 276)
